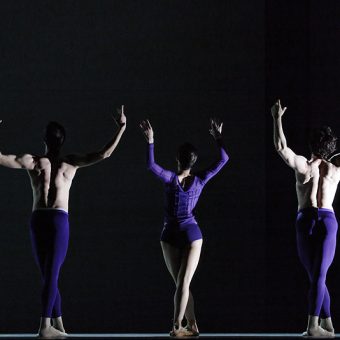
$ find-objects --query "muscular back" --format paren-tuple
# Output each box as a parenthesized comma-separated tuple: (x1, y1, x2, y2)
(296, 158, 340, 210)
(271, 100, 340, 210)
(28, 156, 77, 212)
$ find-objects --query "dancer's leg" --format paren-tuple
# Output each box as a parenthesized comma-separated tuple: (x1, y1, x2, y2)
(174, 239, 202, 331)
(30, 211, 69, 337)
(42, 214, 69, 317)
(52, 290, 66, 333)
(161, 241, 199, 336)
(296, 210, 336, 337)
(320, 287, 334, 333)
(307, 213, 337, 336)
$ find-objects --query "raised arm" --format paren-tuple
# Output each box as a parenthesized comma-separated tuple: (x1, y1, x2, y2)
(66, 105, 126, 168)
(0, 152, 36, 169)
(140, 119, 174, 183)
(0, 121, 36, 169)
(198, 118, 229, 184)
(271, 100, 307, 173)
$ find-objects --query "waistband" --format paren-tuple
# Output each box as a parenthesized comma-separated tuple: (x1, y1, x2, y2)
(298, 207, 334, 214)
(32, 208, 69, 215)
(164, 217, 197, 225)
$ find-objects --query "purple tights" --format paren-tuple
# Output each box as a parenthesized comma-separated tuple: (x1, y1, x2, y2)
(296, 207, 337, 318)
(30, 209, 69, 318)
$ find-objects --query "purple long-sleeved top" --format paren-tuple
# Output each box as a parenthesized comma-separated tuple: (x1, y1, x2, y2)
(147, 139, 229, 225)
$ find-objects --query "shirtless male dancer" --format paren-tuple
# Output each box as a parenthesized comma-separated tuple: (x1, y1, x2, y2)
(140, 118, 228, 337)
(272, 100, 339, 338)
(0, 106, 126, 338)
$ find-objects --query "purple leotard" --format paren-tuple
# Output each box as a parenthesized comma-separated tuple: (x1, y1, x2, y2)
(296, 207, 338, 318)
(147, 139, 229, 248)
(30, 209, 69, 318)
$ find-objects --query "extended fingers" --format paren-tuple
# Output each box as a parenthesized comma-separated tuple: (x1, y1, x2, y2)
(139, 120, 151, 131)
(210, 117, 221, 130)
(139, 120, 147, 130)
(116, 105, 125, 119)
(146, 119, 152, 129)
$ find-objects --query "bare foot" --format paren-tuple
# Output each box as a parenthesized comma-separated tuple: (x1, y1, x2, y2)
(52, 325, 67, 334)
(52, 323, 67, 334)
(170, 326, 196, 338)
(305, 326, 335, 338)
(185, 323, 199, 336)
(320, 319, 335, 334)
(320, 327, 335, 336)
(38, 326, 67, 339)
(52, 317, 67, 334)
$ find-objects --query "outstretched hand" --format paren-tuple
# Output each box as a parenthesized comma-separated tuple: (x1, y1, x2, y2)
(209, 118, 223, 140)
(271, 99, 287, 118)
(140, 119, 154, 144)
(113, 105, 127, 129)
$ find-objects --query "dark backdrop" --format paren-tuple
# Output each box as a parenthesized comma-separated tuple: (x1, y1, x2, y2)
(265, 0, 340, 333)
(0, 0, 339, 335)
(0, 0, 265, 333)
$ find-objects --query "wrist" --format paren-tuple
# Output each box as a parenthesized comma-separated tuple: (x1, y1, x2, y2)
(148, 138, 154, 144)
(215, 137, 223, 143)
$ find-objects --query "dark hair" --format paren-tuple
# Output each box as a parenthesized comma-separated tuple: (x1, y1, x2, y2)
(309, 126, 337, 160)
(44, 121, 66, 150)
(177, 143, 198, 170)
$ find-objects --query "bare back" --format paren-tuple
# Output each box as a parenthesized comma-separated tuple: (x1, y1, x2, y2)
(28, 156, 77, 212)
(296, 158, 340, 210)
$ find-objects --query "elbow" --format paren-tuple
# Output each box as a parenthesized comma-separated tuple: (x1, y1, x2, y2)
(221, 154, 229, 165)
(146, 162, 153, 171)
(101, 151, 112, 159)
(221, 150, 229, 164)
(274, 144, 284, 152)
(274, 140, 287, 153)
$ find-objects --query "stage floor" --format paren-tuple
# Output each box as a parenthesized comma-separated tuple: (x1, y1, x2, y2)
(0, 334, 338, 339)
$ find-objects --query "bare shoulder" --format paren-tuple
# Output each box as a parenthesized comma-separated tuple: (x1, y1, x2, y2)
(26, 155, 45, 176)
(28, 155, 45, 169)
(60, 156, 78, 173)
(37, 156, 49, 165)
(326, 158, 340, 178)
(60, 161, 77, 181)
(329, 153, 340, 167)
(294, 154, 309, 174)
(295, 154, 308, 163)
(62, 154, 80, 168)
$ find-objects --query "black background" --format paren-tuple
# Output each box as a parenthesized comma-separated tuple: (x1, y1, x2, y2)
(0, 0, 338, 334)
(266, 0, 340, 333)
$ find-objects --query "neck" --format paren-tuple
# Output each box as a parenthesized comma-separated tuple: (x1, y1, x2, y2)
(45, 148, 60, 157)
(310, 153, 323, 161)
(178, 168, 191, 176)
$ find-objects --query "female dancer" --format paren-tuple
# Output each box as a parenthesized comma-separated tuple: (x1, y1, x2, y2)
(140, 118, 229, 337)
(272, 100, 340, 337)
